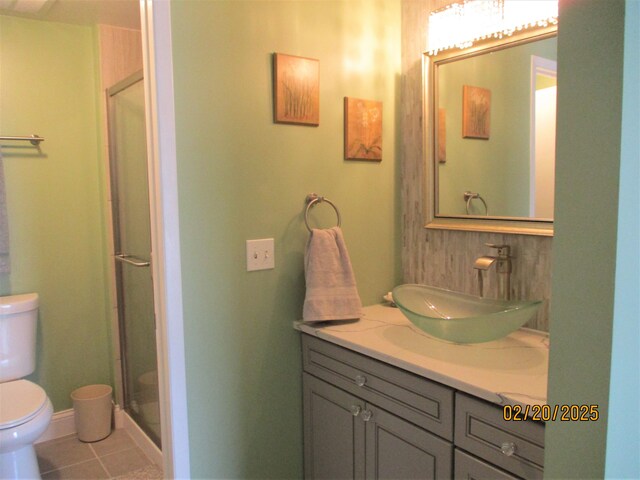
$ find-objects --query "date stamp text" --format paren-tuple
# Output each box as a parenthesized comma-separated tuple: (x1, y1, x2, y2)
(503, 404, 599, 422)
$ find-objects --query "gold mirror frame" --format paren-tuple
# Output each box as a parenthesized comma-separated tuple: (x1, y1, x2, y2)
(423, 26, 557, 236)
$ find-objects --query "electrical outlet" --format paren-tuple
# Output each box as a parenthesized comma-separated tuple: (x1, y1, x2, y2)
(246, 238, 275, 271)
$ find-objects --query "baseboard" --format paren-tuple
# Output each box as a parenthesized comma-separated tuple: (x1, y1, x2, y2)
(37, 404, 125, 444)
(121, 411, 163, 467)
(36, 408, 75, 444)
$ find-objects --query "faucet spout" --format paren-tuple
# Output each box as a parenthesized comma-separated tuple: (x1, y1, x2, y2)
(473, 256, 497, 270)
(473, 256, 496, 297)
(473, 244, 512, 300)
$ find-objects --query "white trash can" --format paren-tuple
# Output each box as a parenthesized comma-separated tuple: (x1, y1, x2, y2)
(71, 384, 113, 442)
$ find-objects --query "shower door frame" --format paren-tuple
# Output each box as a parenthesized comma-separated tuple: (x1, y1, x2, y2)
(107, 71, 160, 447)
(138, 1, 189, 477)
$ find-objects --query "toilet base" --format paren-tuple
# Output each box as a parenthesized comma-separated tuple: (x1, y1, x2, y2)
(0, 444, 41, 480)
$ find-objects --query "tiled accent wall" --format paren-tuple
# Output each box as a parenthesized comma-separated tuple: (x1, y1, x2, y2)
(400, 0, 553, 331)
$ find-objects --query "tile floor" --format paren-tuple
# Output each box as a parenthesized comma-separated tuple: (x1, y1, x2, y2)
(35, 429, 164, 479)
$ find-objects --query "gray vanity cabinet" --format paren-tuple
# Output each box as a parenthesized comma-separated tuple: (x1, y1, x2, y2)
(302, 334, 454, 479)
(300, 334, 544, 480)
(301, 335, 454, 440)
(303, 373, 453, 479)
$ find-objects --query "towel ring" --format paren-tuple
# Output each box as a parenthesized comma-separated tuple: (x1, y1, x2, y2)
(463, 191, 489, 216)
(304, 193, 341, 232)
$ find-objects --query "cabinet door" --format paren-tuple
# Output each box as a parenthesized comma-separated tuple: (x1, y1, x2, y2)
(303, 373, 366, 479)
(365, 405, 453, 479)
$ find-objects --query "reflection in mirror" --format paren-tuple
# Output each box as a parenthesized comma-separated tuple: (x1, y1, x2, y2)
(434, 35, 557, 221)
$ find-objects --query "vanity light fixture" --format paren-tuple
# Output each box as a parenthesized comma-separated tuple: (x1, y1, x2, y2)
(0, 0, 51, 14)
(428, 0, 558, 55)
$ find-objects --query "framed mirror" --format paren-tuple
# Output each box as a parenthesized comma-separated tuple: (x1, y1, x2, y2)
(424, 28, 557, 236)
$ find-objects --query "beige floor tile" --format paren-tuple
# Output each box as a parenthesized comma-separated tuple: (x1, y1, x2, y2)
(90, 429, 137, 457)
(100, 447, 151, 477)
(41, 459, 109, 480)
(36, 435, 95, 474)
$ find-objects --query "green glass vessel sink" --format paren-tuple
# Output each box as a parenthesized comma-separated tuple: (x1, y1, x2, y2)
(392, 284, 542, 344)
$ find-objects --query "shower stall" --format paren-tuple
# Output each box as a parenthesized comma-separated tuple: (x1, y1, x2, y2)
(107, 71, 161, 448)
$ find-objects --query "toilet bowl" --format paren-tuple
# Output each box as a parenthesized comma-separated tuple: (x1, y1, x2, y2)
(0, 380, 53, 479)
(0, 294, 52, 479)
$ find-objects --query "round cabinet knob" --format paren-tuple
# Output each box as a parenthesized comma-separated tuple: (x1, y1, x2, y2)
(354, 375, 367, 387)
(350, 405, 362, 417)
(361, 409, 373, 422)
(501, 442, 517, 457)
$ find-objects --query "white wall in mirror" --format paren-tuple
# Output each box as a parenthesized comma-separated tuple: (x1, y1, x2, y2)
(531, 56, 557, 218)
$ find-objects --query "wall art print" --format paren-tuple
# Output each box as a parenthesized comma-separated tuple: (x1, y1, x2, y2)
(462, 85, 491, 139)
(344, 97, 382, 161)
(273, 53, 319, 126)
(438, 107, 447, 163)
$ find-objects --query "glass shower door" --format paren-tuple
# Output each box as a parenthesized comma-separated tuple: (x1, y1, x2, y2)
(107, 72, 161, 448)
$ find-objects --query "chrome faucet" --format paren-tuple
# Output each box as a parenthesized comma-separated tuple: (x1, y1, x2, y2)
(473, 243, 512, 300)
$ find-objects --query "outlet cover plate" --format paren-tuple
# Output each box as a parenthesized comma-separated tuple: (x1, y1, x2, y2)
(246, 238, 275, 271)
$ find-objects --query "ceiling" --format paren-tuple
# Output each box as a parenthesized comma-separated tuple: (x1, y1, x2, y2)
(0, 0, 140, 29)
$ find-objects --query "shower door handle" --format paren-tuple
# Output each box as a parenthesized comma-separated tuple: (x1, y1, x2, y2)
(115, 254, 150, 267)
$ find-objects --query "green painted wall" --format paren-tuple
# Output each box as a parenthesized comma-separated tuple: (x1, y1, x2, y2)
(437, 37, 556, 217)
(0, 16, 112, 411)
(170, 1, 401, 477)
(545, 1, 626, 478)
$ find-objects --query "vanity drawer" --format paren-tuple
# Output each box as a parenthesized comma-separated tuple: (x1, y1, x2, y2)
(454, 449, 519, 480)
(301, 334, 454, 440)
(455, 393, 544, 479)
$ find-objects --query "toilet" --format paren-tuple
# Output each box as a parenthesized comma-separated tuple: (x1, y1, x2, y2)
(0, 293, 53, 480)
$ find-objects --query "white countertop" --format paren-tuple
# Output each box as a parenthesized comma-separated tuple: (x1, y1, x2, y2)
(295, 304, 548, 408)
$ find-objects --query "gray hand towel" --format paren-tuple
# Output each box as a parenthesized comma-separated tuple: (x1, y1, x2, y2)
(303, 227, 362, 322)
(0, 151, 10, 274)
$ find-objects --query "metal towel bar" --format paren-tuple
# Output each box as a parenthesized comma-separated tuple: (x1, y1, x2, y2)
(304, 193, 341, 232)
(115, 254, 150, 267)
(0, 135, 44, 146)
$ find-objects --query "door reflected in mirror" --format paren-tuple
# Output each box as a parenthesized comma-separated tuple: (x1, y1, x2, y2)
(434, 35, 557, 221)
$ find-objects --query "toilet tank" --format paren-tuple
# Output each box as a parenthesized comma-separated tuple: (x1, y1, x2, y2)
(0, 293, 39, 382)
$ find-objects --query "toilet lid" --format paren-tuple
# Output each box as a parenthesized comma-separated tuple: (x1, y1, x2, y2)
(0, 380, 48, 429)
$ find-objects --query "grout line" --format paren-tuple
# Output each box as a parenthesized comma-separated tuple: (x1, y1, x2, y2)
(93, 449, 112, 478)
(39, 457, 102, 476)
(38, 431, 123, 478)
(38, 436, 99, 474)
(96, 431, 151, 479)
(88, 431, 133, 479)
(38, 429, 159, 479)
